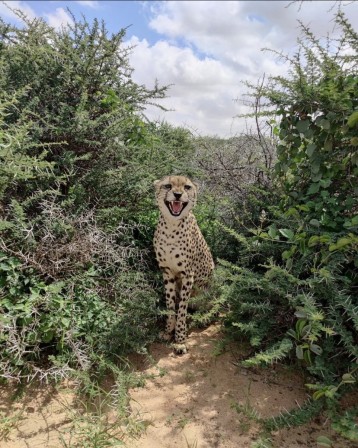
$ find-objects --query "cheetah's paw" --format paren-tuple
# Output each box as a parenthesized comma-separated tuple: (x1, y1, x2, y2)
(172, 343, 188, 355)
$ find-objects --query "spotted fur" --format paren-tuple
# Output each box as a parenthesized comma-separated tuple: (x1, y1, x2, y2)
(153, 175, 214, 354)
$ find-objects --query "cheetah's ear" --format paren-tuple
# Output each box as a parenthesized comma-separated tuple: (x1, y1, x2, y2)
(153, 180, 160, 188)
(192, 181, 199, 191)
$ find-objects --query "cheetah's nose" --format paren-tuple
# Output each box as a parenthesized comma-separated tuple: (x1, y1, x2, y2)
(173, 192, 182, 200)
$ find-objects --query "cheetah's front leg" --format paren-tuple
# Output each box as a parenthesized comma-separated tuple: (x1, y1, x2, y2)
(173, 273, 194, 354)
(160, 270, 177, 341)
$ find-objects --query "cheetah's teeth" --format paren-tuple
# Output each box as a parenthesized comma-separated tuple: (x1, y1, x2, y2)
(166, 200, 188, 216)
(171, 201, 183, 214)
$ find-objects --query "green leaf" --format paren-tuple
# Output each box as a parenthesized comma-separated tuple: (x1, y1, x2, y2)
(325, 386, 338, 398)
(301, 325, 311, 338)
(306, 143, 316, 157)
(268, 227, 277, 239)
(42, 330, 54, 343)
(305, 383, 321, 391)
(310, 344, 322, 355)
(285, 207, 299, 217)
(342, 373, 356, 384)
(308, 236, 320, 247)
(303, 349, 312, 364)
(296, 318, 308, 334)
(347, 111, 358, 128)
(61, 317, 71, 328)
(313, 390, 326, 400)
(309, 219, 320, 227)
(307, 183, 320, 195)
(329, 237, 352, 251)
(296, 119, 310, 133)
(311, 172, 322, 182)
(298, 204, 310, 212)
(282, 250, 291, 260)
(317, 435, 332, 447)
(324, 140, 333, 151)
(287, 329, 297, 340)
(296, 345, 304, 359)
(295, 311, 308, 319)
(320, 178, 331, 188)
(316, 116, 330, 130)
(0, 263, 11, 271)
(319, 235, 331, 244)
(311, 161, 321, 174)
(279, 229, 294, 240)
(326, 112, 337, 120)
(286, 258, 293, 270)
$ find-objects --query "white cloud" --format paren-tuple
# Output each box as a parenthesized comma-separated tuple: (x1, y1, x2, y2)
(128, 36, 246, 136)
(43, 7, 74, 30)
(0, 1, 74, 30)
(129, 0, 358, 136)
(130, 38, 235, 90)
(0, 1, 36, 22)
(148, 1, 358, 72)
(75, 1, 99, 8)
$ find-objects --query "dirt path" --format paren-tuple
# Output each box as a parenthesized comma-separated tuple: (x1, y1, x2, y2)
(128, 324, 349, 448)
(0, 324, 355, 448)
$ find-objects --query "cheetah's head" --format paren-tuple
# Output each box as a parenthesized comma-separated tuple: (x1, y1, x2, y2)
(154, 175, 198, 221)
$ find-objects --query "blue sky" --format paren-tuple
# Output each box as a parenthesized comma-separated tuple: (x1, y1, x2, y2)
(1, 1, 357, 136)
(1, 1, 159, 42)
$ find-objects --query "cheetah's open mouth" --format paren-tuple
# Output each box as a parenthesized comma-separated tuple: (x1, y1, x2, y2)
(165, 201, 188, 216)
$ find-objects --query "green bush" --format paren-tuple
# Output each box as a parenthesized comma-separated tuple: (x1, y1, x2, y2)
(0, 12, 196, 381)
(219, 11, 357, 397)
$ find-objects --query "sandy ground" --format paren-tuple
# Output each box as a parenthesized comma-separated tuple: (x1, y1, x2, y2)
(0, 381, 74, 447)
(0, 324, 356, 448)
(128, 325, 355, 448)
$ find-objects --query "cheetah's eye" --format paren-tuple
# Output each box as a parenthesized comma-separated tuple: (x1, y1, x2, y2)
(163, 184, 172, 189)
(184, 185, 192, 190)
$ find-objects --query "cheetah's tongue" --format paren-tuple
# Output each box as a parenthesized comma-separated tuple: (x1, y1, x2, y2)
(171, 201, 183, 214)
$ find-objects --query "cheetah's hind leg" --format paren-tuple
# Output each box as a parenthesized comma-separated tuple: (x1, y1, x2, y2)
(159, 308, 176, 342)
(159, 329, 174, 342)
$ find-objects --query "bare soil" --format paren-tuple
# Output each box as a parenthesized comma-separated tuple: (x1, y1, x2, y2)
(0, 324, 355, 448)
(128, 325, 354, 448)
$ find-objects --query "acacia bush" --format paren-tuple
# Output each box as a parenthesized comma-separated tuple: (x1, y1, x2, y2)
(218, 12, 357, 423)
(0, 12, 197, 382)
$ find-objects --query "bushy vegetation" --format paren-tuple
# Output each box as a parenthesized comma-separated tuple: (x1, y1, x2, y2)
(217, 11, 357, 436)
(0, 6, 356, 445)
(0, 12, 194, 382)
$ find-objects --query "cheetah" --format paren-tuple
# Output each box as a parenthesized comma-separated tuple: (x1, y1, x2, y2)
(153, 175, 214, 354)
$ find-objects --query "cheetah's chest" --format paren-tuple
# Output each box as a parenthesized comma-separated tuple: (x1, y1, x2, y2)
(154, 227, 194, 273)
(156, 237, 193, 271)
